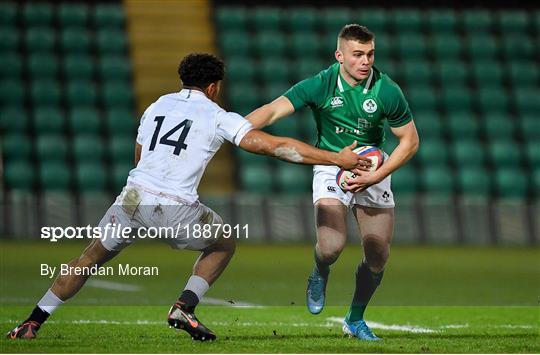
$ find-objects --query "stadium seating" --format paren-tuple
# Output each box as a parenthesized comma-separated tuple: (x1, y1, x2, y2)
(39, 162, 72, 190)
(422, 166, 454, 195)
(36, 135, 69, 163)
(214, 5, 537, 199)
(414, 115, 444, 140)
(104, 108, 137, 136)
(275, 165, 312, 193)
(111, 163, 132, 191)
(66, 81, 98, 107)
(432, 34, 462, 60)
(525, 142, 540, 167)
(463, 10, 493, 33)
(236, 149, 272, 166)
(2, 134, 32, 161)
(1, 4, 537, 203)
(0, 107, 29, 133)
(241, 165, 274, 193)
(391, 163, 418, 195)
(94, 4, 125, 28)
(426, 9, 457, 34)
(487, 141, 523, 168)
(1, 2, 135, 193)
(451, 139, 487, 168)
(25, 28, 55, 52)
(4, 161, 34, 190)
(457, 167, 491, 197)
(533, 167, 540, 196)
(494, 168, 528, 199)
(99, 56, 131, 80)
(285, 8, 317, 33)
(22, 3, 53, 26)
(109, 136, 134, 166)
(63, 55, 94, 79)
(69, 107, 101, 134)
(75, 162, 108, 191)
(73, 135, 105, 163)
(436, 62, 468, 86)
(252, 7, 282, 31)
(34, 107, 65, 133)
(446, 111, 481, 141)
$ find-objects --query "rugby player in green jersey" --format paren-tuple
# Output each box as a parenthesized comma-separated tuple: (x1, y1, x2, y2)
(246, 24, 419, 340)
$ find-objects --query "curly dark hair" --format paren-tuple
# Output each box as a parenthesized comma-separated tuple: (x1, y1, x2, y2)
(338, 24, 374, 43)
(177, 53, 225, 89)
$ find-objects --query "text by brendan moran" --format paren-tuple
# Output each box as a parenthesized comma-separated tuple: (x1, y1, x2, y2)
(40, 264, 159, 278)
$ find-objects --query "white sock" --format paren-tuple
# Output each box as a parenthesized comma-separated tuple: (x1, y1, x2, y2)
(184, 275, 209, 301)
(37, 289, 64, 314)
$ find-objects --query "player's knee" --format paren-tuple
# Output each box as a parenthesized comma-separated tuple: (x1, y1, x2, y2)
(209, 235, 236, 255)
(221, 236, 236, 255)
(316, 240, 344, 263)
(363, 234, 390, 271)
(319, 249, 341, 264)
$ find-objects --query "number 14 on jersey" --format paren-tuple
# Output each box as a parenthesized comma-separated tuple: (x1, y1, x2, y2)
(149, 116, 193, 156)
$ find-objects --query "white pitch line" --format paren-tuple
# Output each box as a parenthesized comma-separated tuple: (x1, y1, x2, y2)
(2, 319, 331, 328)
(498, 325, 536, 329)
(3, 318, 537, 331)
(72, 319, 162, 325)
(86, 279, 142, 292)
(2, 318, 322, 328)
(440, 324, 470, 329)
(326, 317, 437, 333)
(83, 280, 262, 308)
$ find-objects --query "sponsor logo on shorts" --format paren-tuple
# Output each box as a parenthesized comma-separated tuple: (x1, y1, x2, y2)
(382, 191, 390, 202)
(327, 186, 336, 192)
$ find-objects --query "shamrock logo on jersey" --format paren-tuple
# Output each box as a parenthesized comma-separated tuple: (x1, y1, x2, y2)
(362, 98, 377, 113)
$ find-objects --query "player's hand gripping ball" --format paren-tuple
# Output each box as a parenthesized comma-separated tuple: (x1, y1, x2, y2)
(336, 146, 384, 190)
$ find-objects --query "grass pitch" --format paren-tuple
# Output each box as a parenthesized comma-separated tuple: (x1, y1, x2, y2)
(0, 242, 539, 353)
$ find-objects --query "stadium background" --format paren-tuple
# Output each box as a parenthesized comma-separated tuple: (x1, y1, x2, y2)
(0, 1, 538, 353)
(0, 0, 538, 245)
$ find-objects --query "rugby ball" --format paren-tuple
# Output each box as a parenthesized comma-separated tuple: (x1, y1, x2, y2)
(336, 146, 384, 190)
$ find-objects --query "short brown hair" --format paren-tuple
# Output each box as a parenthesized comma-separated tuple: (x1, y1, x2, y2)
(338, 24, 375, 43)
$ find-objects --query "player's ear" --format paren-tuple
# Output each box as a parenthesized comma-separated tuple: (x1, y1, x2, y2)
(205, 81, 220, 101)
(335, 49, 344, 64)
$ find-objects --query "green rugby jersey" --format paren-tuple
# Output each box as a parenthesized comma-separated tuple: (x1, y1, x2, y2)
(284, 62, 413, 152)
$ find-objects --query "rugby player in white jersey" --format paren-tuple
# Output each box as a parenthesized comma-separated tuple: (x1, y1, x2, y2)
(7, 53, 369, 342)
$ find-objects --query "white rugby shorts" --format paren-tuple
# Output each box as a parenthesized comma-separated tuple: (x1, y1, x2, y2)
(98, 185, 223, 252)
(312, 156, 395, 209)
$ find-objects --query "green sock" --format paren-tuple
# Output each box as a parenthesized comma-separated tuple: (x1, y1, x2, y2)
(312, 249, 330, 278)
(346, 261, 384, 322)
(346, 305, 367, 322)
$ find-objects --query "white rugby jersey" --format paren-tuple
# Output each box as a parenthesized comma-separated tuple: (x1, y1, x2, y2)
(127, 89, 253, 203)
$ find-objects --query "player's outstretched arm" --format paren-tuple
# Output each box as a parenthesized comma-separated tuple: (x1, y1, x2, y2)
(239, 129, 365, 170)
(245, 96, 295, 129)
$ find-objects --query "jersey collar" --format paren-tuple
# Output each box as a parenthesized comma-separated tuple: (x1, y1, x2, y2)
(337, 68, 374, 94)
(180, 88, 207, 99)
